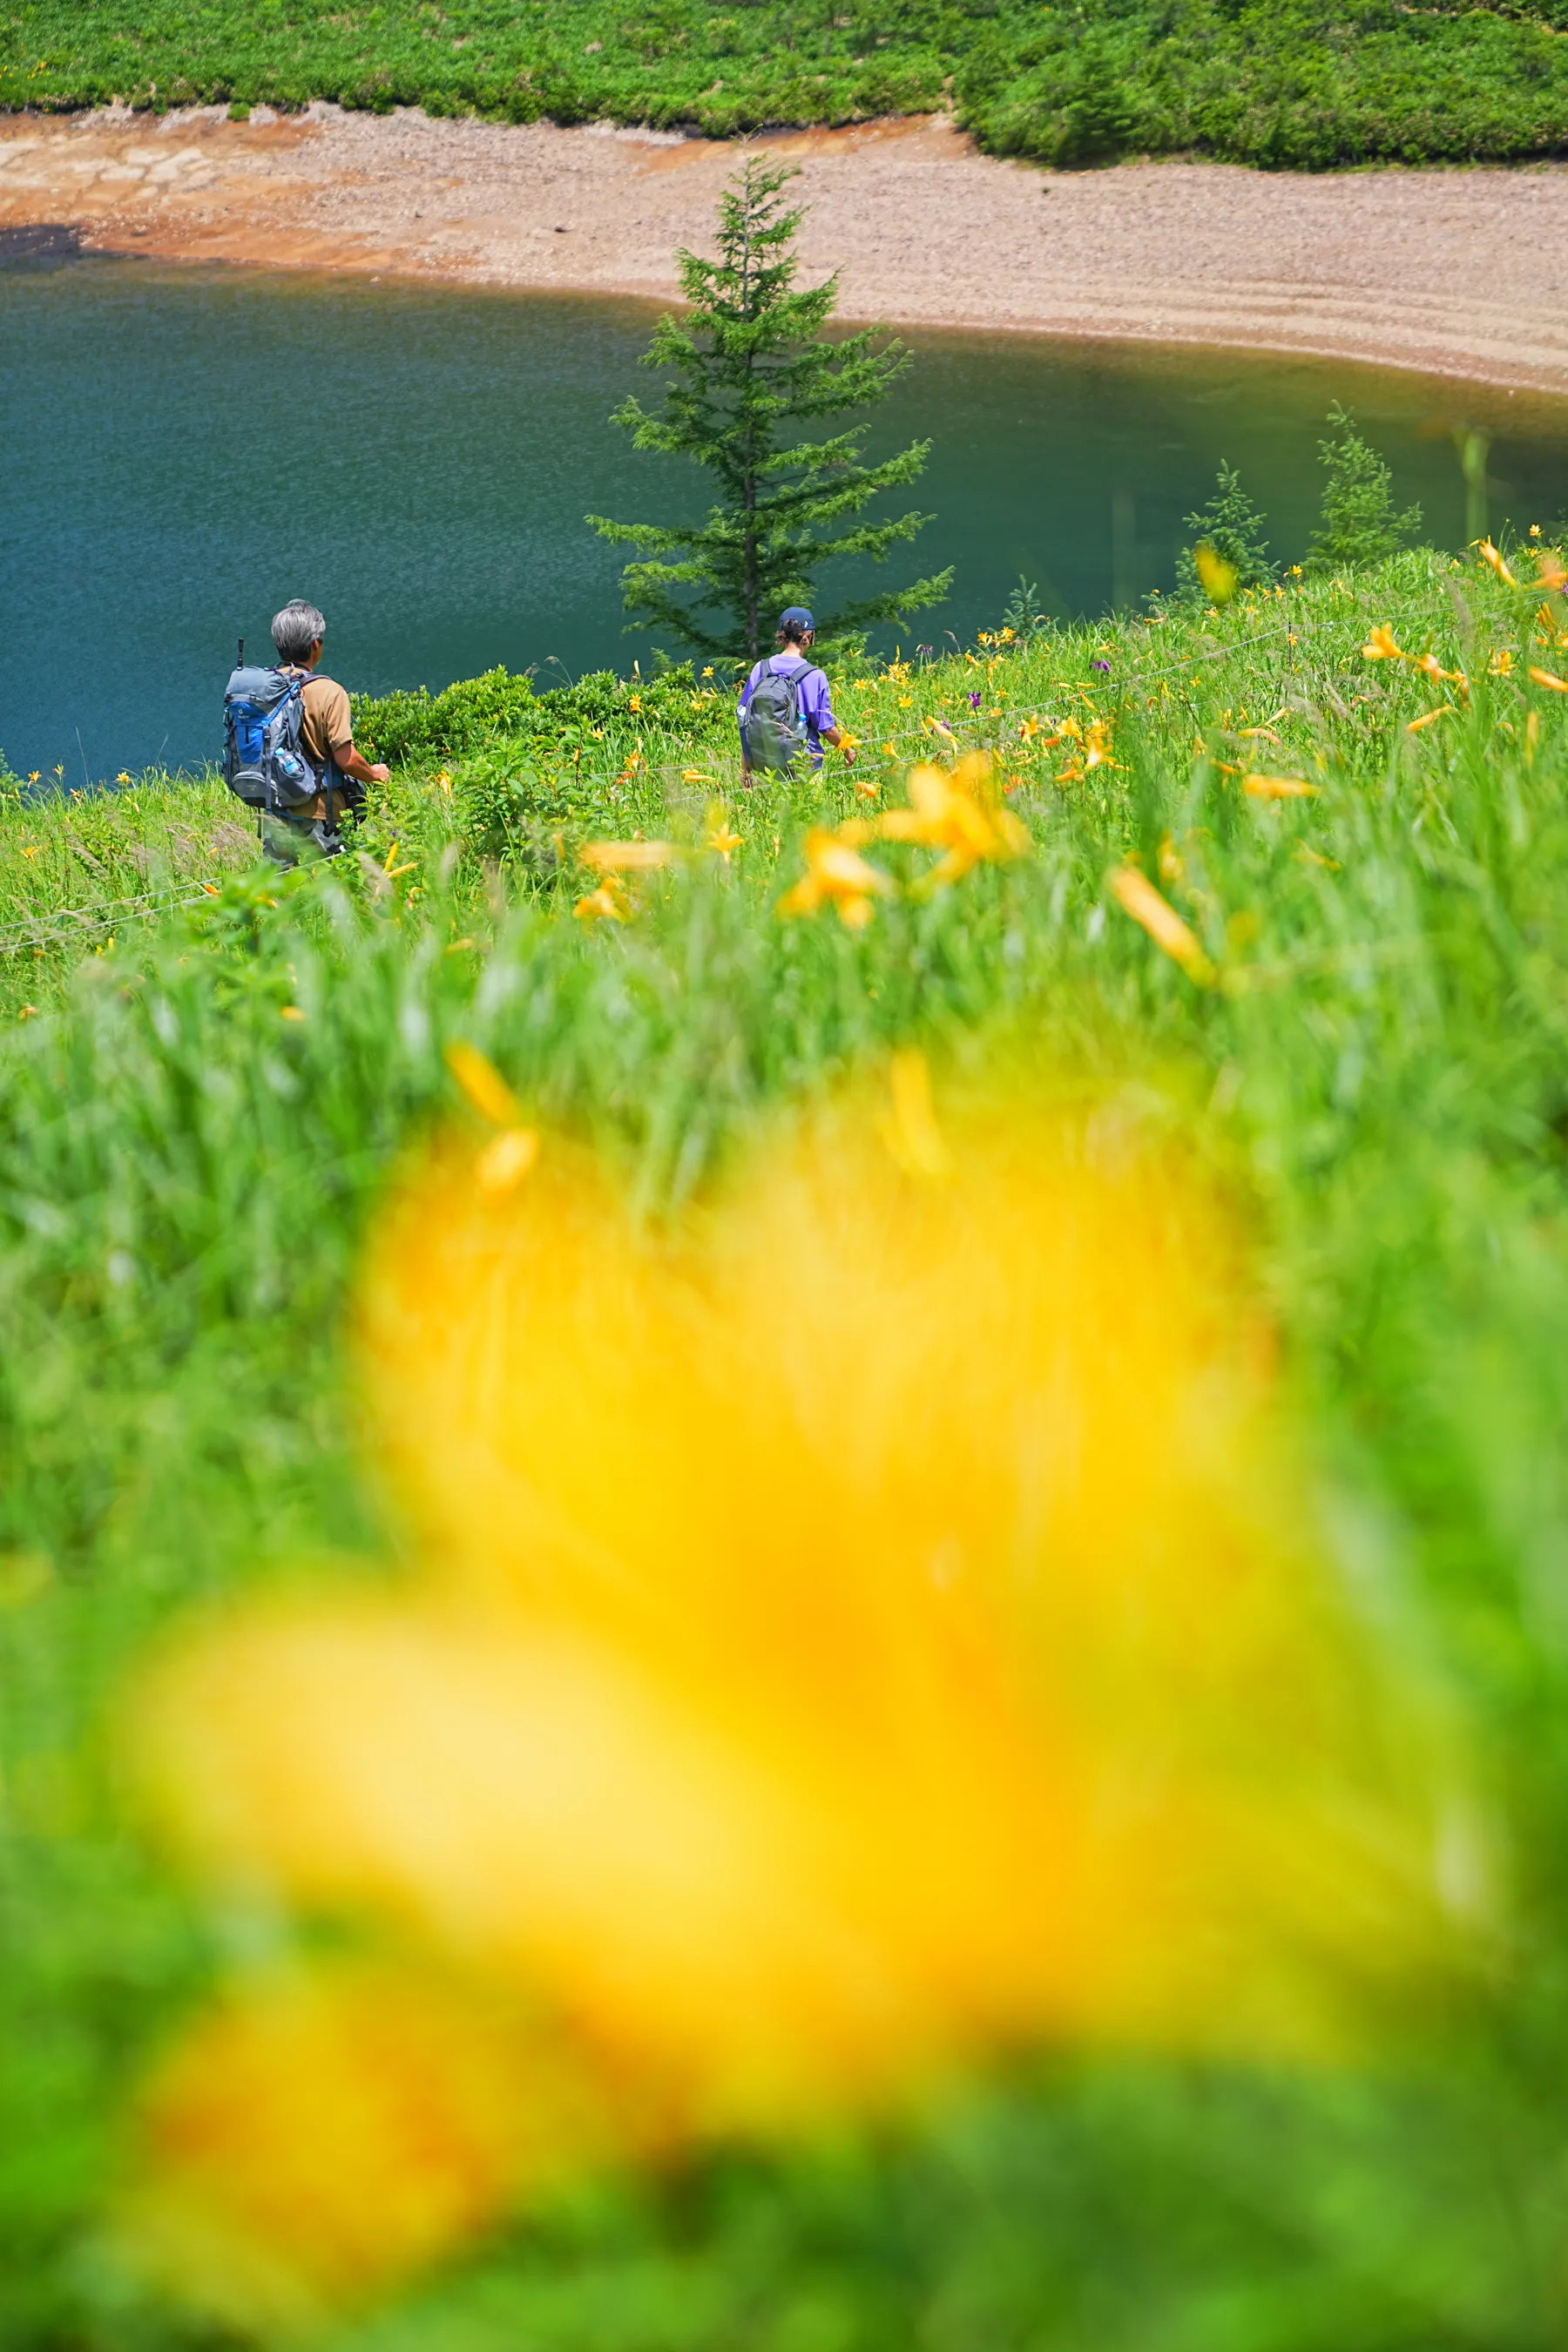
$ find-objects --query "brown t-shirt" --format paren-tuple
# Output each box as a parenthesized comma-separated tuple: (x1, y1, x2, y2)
(281, 670, 353, 775)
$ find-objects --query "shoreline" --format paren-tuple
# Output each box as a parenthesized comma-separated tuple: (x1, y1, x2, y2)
(4, 106, 1568, 399)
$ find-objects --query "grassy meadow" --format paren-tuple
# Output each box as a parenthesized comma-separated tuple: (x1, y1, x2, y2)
(10, 542, 1568, 2344)
(6, 0, 1568, 167)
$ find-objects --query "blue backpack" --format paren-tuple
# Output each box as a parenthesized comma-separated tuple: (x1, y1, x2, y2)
(223, 666, 318, 813)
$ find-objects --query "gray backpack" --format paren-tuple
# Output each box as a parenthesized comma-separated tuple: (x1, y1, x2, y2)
(223, 666, 318, 813)
(745, 660, 813, 771)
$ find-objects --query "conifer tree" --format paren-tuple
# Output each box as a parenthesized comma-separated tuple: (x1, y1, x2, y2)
(1306, 403, 1421, 574)
(1174, 460, 1276, 605)
(587, 159, 951, 664)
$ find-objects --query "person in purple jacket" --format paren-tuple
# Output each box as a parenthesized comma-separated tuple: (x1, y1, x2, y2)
(738, 606, 858, 784)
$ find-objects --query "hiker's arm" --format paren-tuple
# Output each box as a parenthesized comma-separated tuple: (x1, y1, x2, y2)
(331, 737, 391, 786)
(821, 723, 856, 766)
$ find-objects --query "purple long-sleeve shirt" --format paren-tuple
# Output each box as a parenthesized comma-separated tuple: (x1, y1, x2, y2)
(738, 654, 836, 767)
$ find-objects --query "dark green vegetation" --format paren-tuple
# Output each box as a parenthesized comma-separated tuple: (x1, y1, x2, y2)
(7, 0, 1568, 167)
(12, 545, 1568, 2344)
(1173, 457, 1278, 601)
(591, 161, 950, 662)
(1307, 403, 1424, 574)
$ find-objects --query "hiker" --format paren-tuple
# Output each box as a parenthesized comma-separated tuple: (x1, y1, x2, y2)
(223, 599, 389, 862)
(738, 607, 856, 783)
(267, 600, 389, 854)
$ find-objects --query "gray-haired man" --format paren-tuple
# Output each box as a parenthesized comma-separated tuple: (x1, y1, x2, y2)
(268, 599, 389, 855)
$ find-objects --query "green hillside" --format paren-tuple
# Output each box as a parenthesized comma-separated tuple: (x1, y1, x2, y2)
(6, 0, 1568, 167)
(12, 546, 1568, 2344)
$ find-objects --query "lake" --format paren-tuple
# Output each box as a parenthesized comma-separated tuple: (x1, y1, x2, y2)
(3, 251, 1567, 782)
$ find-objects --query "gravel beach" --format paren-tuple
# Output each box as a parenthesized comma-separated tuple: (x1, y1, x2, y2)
(3, 105, 1568, 394)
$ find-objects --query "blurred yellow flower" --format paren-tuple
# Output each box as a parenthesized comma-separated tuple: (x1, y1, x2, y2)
(776, 825, 894, 929)
(1242, 774, 1318, 800)
(121, 1077, 1475, 2323)
(444, 1042, 524, 1129)
(1477, 539, 1517, 589)
(121, 1959, 640, 2333)
(1529, 666, 1568, 694)
(1108, 864, 1216, 986)
(582, 839, 674, 874)
(1362, 625, 1404, 662)
(1406, 708, 1450, 734)
(1193, 543, 1239, 605)
(1537, 552, 1568, 593)
(876, 754, 1030, 888)
(573, 880, 630, 923)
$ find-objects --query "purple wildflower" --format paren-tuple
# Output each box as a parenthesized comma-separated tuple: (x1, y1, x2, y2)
(968, 691, 983, 710)
(1092, 659, 1111, 673)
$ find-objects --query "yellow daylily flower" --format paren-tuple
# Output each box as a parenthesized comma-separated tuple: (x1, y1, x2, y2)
(1362, 625, 1404, 662)
(1406, 709, 1450, 734)
(776, 824, 894, 929)
(876, 754, 1031, 888)
(122, 1078, 1474, 2325)
(119, 1957, 641, 2334)
(1193, 543, 1239, 605)
(1108, 864, 1217, 987)
(1488, 649, 1514, 677)
(581, 840, 676, 874)
(1477, 539, 1517, 589)
(700, 805, 741, 862)
(573, 880, 631, 923)
(1241, 774, 1318, 800)
(444, 1043, 524, 1129)
(1529, 666, 1568, 694)
(1536, 552, 1568, 594)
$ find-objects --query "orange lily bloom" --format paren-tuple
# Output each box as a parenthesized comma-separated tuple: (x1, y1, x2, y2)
(121, 1079, 1470, 2324)
(1477, 539, 1518, 589)
(1241, 774, 1318, 800)
(876, 754, 1031, 889)
(581, 840, 676, 874)
(1362, 625, 1403, 662)
(1529, 666, 1568, 694)
(573, 879, 630, 923)
(1108, 865, 1217, 987)
(776, 825, 895, 929)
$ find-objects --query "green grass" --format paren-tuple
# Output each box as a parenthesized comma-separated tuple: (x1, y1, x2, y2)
(7, 0, 1568, 168)
(14, 549, 1568, 2347)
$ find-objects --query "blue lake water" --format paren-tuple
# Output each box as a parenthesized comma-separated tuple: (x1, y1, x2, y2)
(2, 252, 1566, 781)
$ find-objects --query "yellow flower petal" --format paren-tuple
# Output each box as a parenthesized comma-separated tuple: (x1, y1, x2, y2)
(120, 1960, 634, 2331)
(581, 840, 675, 874)
(476, 1128, 540, 1195)
(1241, 774, 1319, 800)
(1108, 866, 1217, 986)
(444, 1043, 524, 1128)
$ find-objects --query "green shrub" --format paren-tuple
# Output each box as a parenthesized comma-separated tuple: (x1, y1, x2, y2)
(1306, 403, 1423, 574)
(1174, 459, 1277, 605)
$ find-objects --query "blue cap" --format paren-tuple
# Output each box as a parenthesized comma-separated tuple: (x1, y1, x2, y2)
(779, 605, 814, 631)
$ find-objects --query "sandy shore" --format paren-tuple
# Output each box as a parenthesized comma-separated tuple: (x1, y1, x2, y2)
(3, 105, 1568, 395)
